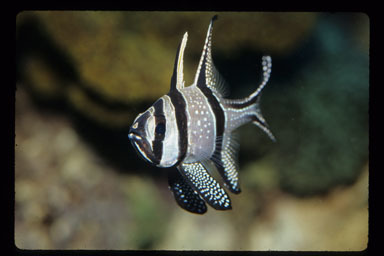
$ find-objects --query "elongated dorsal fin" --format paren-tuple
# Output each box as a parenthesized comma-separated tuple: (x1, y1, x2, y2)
(170, 32, 188, 92)
(194, 15, 228, 97)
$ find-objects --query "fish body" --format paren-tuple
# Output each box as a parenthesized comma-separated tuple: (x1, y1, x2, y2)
(128, 15, 275, 214)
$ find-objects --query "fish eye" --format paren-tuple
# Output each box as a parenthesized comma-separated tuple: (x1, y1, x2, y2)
(155, 122, 165, 136)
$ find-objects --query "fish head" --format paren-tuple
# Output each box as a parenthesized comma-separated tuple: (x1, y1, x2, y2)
(128, 96, 180, 168)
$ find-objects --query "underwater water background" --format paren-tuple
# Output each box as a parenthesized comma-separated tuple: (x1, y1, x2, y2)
(15, 11, 368, 250)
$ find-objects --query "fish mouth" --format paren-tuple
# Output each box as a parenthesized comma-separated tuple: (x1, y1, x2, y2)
(128, 131, 147, 155)
(128, 131, 158, 165)
(128, 132, 142, 141)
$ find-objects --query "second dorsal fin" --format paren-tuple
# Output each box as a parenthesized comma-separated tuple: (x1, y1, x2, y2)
(194, 15, 228, 97)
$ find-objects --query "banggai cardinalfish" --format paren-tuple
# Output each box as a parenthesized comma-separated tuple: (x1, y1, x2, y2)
(128, 15, 275, 214)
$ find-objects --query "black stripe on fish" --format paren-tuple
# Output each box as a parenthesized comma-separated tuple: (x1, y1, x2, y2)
(152, 99, 166, 163)
(196, 57, 226, 171)
(194, 15, 241, 192)
(168, 90, 188, 166)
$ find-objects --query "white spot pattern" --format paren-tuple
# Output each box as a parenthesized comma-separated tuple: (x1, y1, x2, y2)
(181, 85, 216, 162)
(180, 162, 231, 209)
(169, 171, 207, 214)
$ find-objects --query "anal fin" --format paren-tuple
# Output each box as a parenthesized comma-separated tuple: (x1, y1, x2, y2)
(211, 134, 241, 194)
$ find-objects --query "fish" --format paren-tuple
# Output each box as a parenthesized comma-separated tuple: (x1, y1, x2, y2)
(128, 15, 275, 214)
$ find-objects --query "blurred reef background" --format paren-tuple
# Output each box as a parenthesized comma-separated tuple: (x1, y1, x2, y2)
(15, 11, 368, 250)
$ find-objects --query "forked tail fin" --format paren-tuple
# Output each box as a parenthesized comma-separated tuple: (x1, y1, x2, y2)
(224, 56, 275, 141)
(251, 56, 275, 141)
(245, 56, 275, 141)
